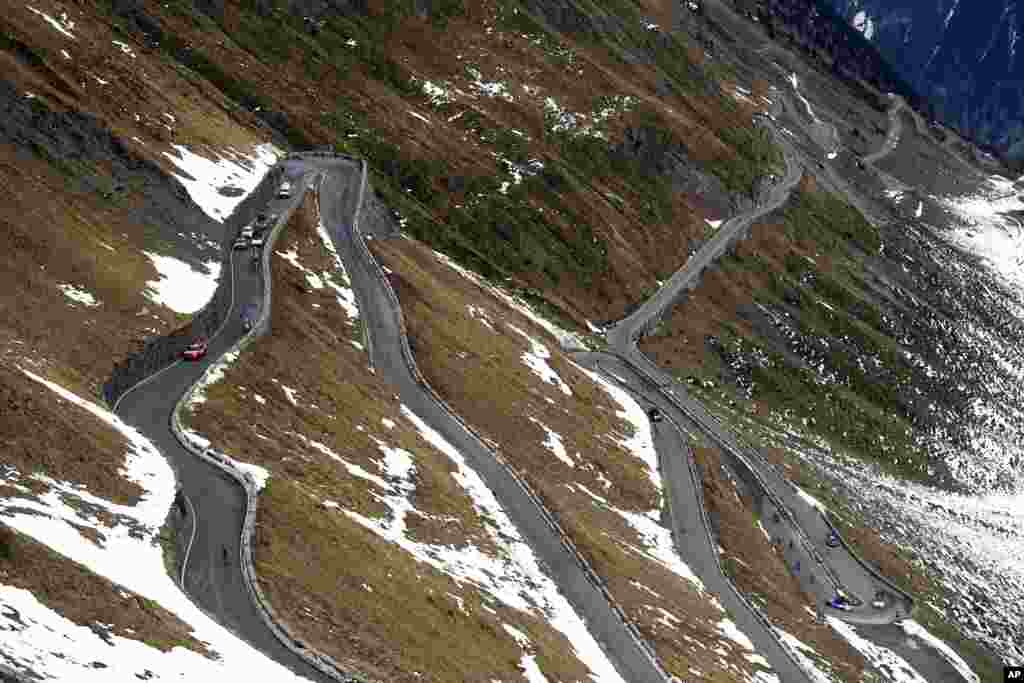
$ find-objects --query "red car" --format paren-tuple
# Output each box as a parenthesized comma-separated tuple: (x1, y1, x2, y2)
(182, 338, 209, 361)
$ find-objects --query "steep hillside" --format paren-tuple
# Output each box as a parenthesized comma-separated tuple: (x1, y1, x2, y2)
(0, 0, 1017, 680)
(828, 0, 1024, 160)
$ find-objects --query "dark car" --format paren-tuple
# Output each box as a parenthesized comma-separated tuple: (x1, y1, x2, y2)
(827, 595, 852, 611)
(182, 338, 208, 361)
(826, 530, 841, 548)
(241, 304, 259, 332)
(648, 407, 663, 423)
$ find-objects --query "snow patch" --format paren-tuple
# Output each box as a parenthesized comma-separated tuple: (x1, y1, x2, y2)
(58, 283, 100, 307)
(3, 370, 305, 680)
(143, 252, 220, 315)
(163, 144, 280, 222)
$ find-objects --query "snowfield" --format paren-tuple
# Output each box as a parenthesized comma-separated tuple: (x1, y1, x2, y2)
(1, 369, 309, 681)
(143, 251, 220, 315)
(163, 143, 281, 222)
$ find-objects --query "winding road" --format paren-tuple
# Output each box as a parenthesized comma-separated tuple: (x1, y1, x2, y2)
(102, 59, 974, 681)
(113, 168, 331, 682)
(318, 164, 670, 682)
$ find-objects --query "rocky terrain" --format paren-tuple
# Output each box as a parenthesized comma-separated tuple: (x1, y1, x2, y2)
(0, 0, 1018, 681)
(827, 0, 1024, 161)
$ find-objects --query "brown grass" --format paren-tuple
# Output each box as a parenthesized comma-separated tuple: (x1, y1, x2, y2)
(695, 447, 870, 680)
(372, 236, 782, 680)
(0, 523, 207, 654)
(186, 196, 597, 682)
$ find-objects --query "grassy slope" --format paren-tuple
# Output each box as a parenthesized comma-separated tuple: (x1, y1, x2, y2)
(185, 198, 597, 682)
(374, 235, 825, 679)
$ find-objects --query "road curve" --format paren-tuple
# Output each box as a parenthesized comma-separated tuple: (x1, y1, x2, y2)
(862, 95, 905, 167)
(606, 124, 803, 352)
(113, 168, 330, 682)
(317, 166, 671, 682)
(574, 353, 816, 682)
(582, 99, 923, 677)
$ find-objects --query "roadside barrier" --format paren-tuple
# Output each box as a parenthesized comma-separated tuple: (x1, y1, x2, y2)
(104, 165, 285, 407)
(337, 162, 678, 683)
(590, 358, 818, 683)
(168, 169, 366, 683)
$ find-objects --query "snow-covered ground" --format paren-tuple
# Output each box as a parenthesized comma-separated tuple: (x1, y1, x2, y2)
(143, 251, 220, 315)
(759, 417, 1024, 666)
(333, 404, 629, 683)
(58, 282, 100, 307)
(163, 144, 280, 223)
(1, 369, 309, 681)
(508, 324, 573, 396)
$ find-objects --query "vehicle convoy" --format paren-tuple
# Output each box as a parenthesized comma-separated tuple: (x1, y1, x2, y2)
(182, 338, 208, 361)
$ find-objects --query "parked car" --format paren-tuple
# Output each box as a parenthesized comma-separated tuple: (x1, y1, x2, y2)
(648, 407, 663, 423)
(182, 338, 208, 361)
(232, 237, 249, 250)
(240, 224, 255, 240)
(249, 234, 265, 249)
(277, 181, 292, 199)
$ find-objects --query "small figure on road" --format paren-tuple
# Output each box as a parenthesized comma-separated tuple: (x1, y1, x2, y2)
(222, 545, 231, 566)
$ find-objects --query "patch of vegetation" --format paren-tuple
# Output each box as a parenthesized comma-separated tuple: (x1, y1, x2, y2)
(710, 124, 782, 196)
(780, 186, 881, 255)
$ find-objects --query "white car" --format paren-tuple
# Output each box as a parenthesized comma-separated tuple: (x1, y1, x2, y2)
(250, 235, 265, 249)
(232, 237, 249, 250)
(240, 224, 255, 240)
(277, 181, 292, 199)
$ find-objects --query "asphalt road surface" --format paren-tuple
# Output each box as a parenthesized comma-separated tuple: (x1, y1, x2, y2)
(317, 165, 669, 683)
(862, 95, 905, 167)
(113, 168, 329, 682)
(573, 353, 815, 683)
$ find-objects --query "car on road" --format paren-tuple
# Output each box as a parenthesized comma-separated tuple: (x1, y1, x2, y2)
(182, 338, 208, 361)
(240, 224, 255, 240)
(249, 234, 265, 249)
(827, 595, 852, 611)
(232, 237, 249, 250)
(277, 181, 292, 199)
(648, 407, 663, 423)
(826, 530, 841, 548)
(256, 212, 279, 228)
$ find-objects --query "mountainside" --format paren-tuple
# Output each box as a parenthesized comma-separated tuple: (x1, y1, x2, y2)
(0, 0, 1020, 681)
(828, 0, 1024, 159)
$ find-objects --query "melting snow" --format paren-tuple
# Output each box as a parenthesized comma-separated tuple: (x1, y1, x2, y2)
(431, 249, 587, 351)
(111, 40, 136, 58)
(143, 252, 220, 315)
(315, 216, 360, 321)
(58, 283, 99, 307)
(773, 628, 837, 683)
(528, 418, 573, 467)
(26, 6, 75, 39)
(827, 618, 930, 682)
(2, 370, 307, 680)
(852, 11, 875, 41)
(899, 620, 979, 683)
(188, 349, 238, 406)
(163, 144, 280, 222)
(508, 324, 573, 396)
(336, 405, 627, 683)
